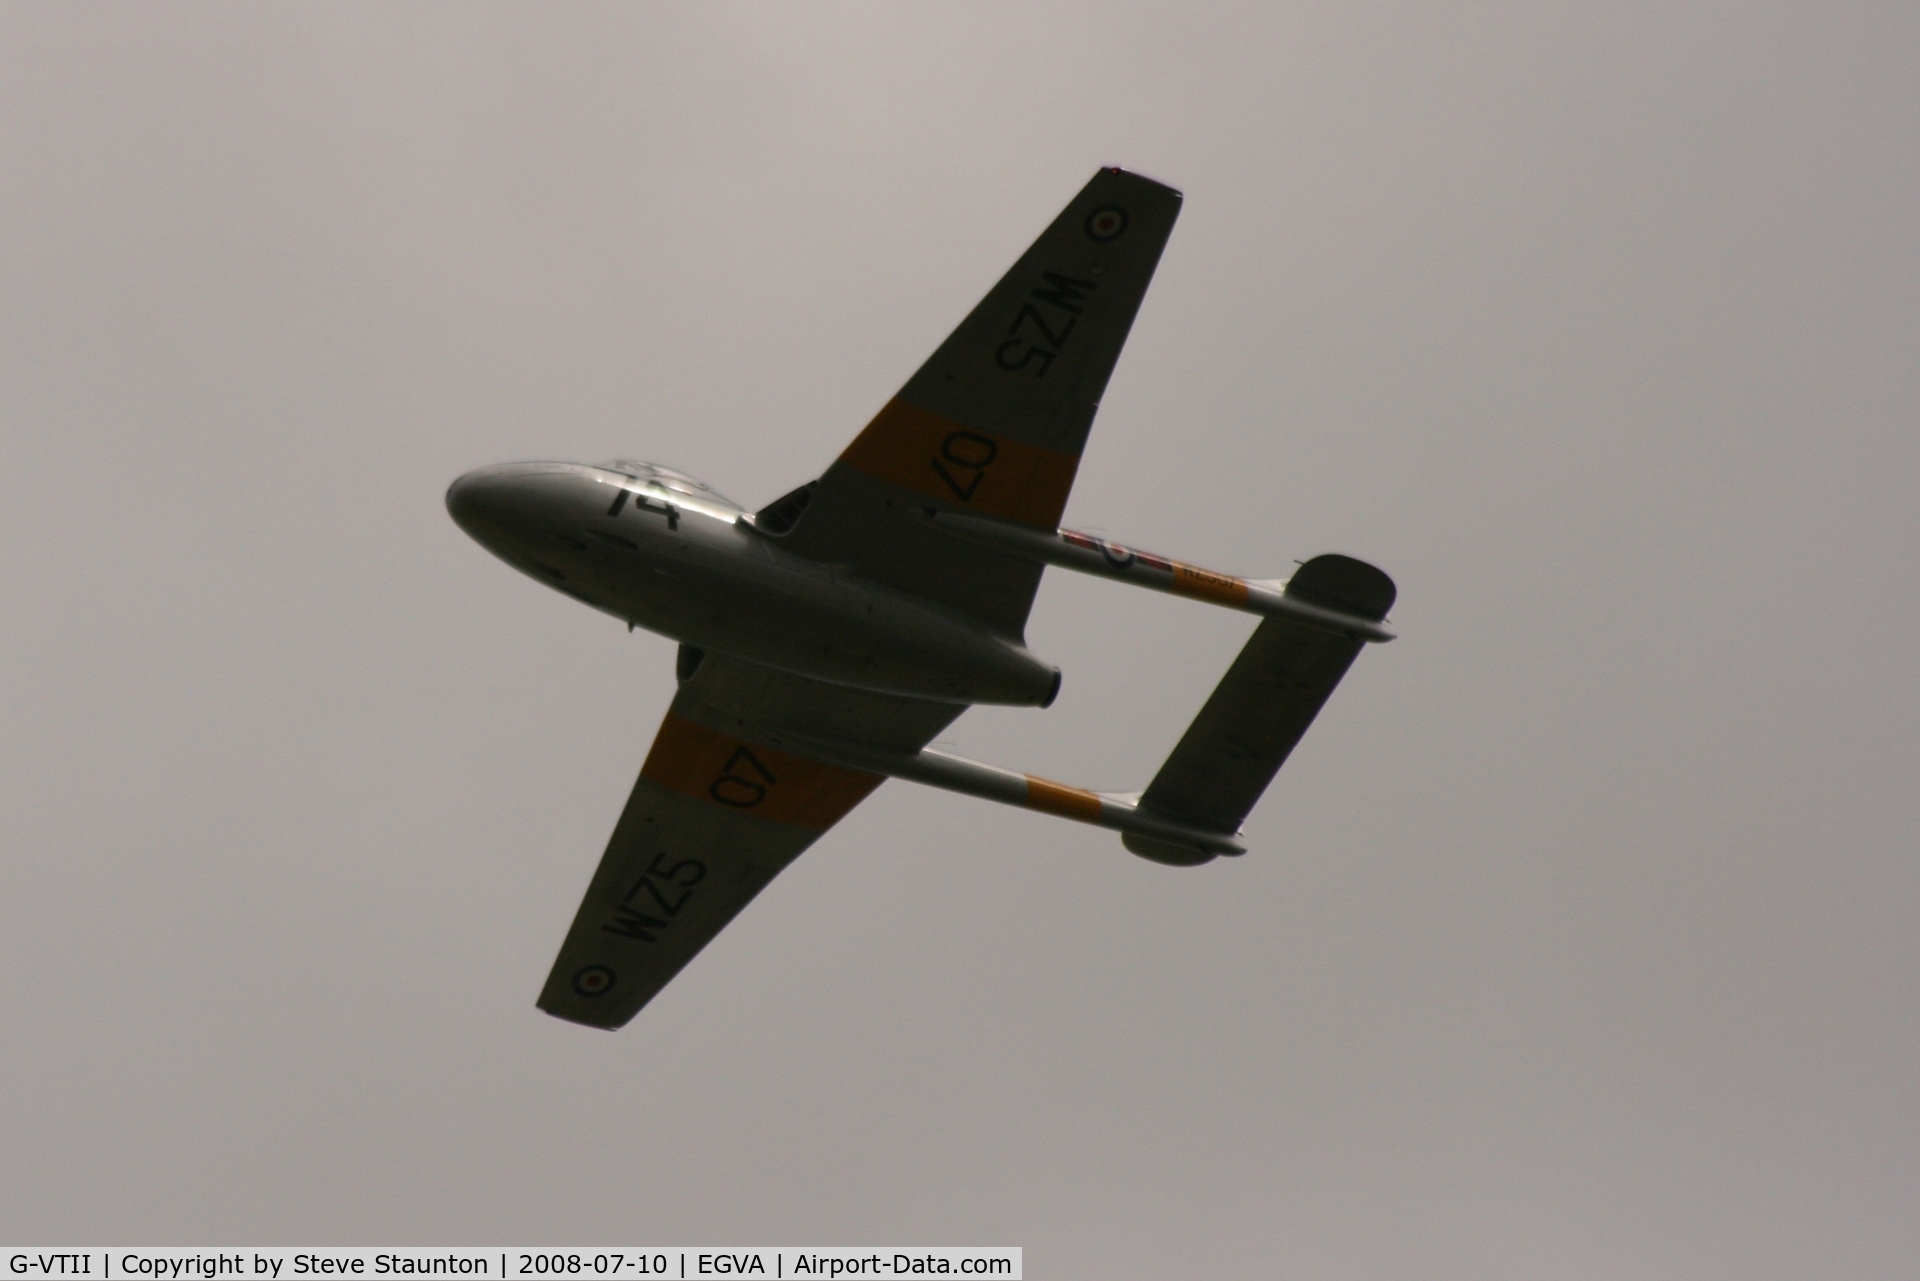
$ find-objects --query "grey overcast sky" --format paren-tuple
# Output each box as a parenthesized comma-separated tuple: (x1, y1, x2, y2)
(2, 3, 1915, 1275)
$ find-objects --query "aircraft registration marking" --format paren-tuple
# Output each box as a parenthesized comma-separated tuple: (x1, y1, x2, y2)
(994, 270, 1099, 379)
(588, 716, 884, 951)
(1171, 563, 1251, 606)
(1060, 529, 1251, 606)
(601, 847, 709, 945)
(639, 711, 883, 831)
(839, 398, 1080, 528)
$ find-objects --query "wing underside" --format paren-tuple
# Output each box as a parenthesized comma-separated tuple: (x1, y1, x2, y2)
(779, 168, 1183, 637)
(538, 653, 962, 1029)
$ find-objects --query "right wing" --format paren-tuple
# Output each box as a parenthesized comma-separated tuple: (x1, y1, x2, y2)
(778, 167, 1183, 637)
(537, 652, 962, 1029)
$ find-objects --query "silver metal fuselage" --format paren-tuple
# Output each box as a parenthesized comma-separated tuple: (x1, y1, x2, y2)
(447, 461, 1059, 707)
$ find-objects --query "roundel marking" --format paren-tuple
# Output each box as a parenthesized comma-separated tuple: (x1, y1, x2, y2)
(1085, 205, 1129, 243)
(1099, 539, 1137, 569)
(572, 964, 617, 997)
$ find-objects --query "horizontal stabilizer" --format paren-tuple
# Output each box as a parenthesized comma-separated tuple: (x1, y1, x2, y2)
(1133, 555, 1393, 848)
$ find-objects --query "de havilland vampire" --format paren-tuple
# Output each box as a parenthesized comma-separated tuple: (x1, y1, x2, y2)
(449, 168, 1397, 1029)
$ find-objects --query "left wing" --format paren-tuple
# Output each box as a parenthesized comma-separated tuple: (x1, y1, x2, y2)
(537, 652, 962, 1029)
(776, 168, 1183, 638)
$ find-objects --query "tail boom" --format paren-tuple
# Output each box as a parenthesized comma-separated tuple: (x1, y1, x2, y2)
(765, 729, 1245, 859)
(922, 510, 1396, 642)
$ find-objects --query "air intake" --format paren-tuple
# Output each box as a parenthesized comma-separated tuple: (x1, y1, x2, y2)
(753, 479, 819, 536)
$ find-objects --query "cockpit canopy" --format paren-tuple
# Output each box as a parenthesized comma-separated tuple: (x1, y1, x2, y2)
(597, 459, 742, 511)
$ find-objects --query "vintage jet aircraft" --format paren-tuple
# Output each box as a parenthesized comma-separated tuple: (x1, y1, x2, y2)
(448, 168, 1396, 1029)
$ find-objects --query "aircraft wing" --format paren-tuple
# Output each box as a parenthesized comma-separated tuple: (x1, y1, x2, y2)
(778, 167, 1183, 637)
(537, 651, 963, 1029)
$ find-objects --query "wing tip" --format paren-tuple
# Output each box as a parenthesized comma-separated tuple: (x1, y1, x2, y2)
(1100, 164, 1184, 201)
(537, 997, 629, 1031)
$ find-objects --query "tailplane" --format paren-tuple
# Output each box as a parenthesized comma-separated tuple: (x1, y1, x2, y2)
(1126, 555, 1394, 864)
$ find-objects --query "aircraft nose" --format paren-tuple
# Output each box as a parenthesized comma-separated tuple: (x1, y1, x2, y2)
(446, 462, 577, 543)
(445, 465, 510, 538)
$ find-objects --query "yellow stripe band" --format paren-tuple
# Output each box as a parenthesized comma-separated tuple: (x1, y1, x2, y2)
(838, 398, 1082, 529)
(641, 712, 883, 831)
(1023, 776, 1106, 822)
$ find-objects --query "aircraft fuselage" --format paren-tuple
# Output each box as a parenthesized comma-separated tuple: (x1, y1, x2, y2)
(446, 460, 1060, 707)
